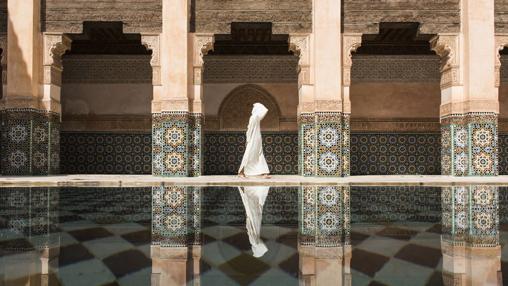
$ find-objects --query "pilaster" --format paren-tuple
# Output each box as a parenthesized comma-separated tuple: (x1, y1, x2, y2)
(441, 113, 498, 176)
(152, 112, 190, 177)
(1, 109, 60, 175)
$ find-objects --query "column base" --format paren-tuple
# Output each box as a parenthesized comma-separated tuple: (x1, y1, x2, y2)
(0, 108, 60, 175)
(152, 112, 202, 177)
(441, 113, 497, 176)
(299, 112, 349, 177)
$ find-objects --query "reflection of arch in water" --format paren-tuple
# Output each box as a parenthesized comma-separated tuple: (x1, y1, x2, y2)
(218, 84, 282, 131)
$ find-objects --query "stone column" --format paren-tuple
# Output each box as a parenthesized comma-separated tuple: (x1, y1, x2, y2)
(1, 1, 69, 175)
(295, 0, 345, 177)
(432, 0, 498, 176)
(152, 0, 203, 177)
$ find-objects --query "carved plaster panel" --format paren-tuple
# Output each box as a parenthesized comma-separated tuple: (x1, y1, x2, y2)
(43, 33, 71, 86)
(342, 34, 362, 87)
(495, 35, 508, 87)
(192, 34, 214, 85)
(430, 34, 461, 89)
(289, 34, 311, 85)
(141, 34, 161, 86)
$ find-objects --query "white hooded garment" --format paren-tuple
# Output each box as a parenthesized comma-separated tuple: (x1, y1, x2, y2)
(238, 103, 270, 176)
(238, 186, 269, 258)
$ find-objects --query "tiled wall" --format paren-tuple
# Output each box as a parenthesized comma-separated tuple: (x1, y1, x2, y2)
(350, 133, 441, 175)
(61, 132, 152, 174)
(59, 132, 444, 175)
(499, 134, 508, 175)
(203, 132, 299, 175)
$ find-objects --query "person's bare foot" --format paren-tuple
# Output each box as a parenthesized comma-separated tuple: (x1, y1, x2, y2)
(238, 172, 246, 178)
(262, 174, 271, 179)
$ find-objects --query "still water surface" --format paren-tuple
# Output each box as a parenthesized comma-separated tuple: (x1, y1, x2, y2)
(0, 185, 505, 285)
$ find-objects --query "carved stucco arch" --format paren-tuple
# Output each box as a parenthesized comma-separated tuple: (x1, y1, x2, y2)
(218, 84, 282, 131)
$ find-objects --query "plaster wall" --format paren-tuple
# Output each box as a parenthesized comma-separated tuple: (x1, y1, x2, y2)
(351, 82, 441, 119)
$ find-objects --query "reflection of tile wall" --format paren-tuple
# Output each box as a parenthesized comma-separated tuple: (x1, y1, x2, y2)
(350, 133, 441, 175)
(204, 132, 298, 175)
(61, 133, 152, 174)
(350, 186, 442, 223)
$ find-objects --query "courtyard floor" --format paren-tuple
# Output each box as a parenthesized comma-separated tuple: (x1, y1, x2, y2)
(1, 174, 508, 187)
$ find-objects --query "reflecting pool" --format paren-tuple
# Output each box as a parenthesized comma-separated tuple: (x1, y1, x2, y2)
(0, 185, 505, 285)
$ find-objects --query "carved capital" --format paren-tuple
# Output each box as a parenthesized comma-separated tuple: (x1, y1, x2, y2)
(43, 33, 71, 68)
(430, 34, 461, 89)
(141, 34, 161, 86)
(141, 34, 161, 66)
(192, 34, 214, 85)
(342, 34, 362, 86)
(495, 35, 508, 87)
(193, 33, 214, 67)
(289, 34, 310, 66)
(43, 33, 71, 85)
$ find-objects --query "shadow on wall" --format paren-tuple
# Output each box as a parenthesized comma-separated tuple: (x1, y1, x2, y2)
(0, 18, 38, 175)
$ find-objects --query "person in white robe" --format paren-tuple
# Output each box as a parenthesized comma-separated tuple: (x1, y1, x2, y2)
(238, 186, 270, 258)
(238, 103, 270, 178)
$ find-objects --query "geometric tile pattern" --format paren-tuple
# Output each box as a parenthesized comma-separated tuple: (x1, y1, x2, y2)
(152, 112, 189, 176)
(0, 108, 60, 175)
(299, 112, 348, 177)
(300, 186, 349, 247)
(316, 112, 343, 177)
(497, 134, 508, 175)
(189, 113, 203, 177)
(203, 132, 298, 175)
(441, 186, 499, 247)
(60, 132, 152, 174)
(299, 113, 315, 176)
(441, 113, 498, 176)
(0, 187, 59, 252)
(351, 186, 442, 223)
(151, 186, 201, 247)
(351, 133, 441, 175)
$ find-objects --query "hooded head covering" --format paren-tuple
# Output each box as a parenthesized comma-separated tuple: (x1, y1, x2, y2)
(252, 103, 268, 120)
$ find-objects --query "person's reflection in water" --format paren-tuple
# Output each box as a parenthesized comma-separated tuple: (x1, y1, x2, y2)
(238, 186, 269, 258)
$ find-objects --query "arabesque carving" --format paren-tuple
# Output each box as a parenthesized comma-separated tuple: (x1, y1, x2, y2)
(342, 34, 362, 86)
(141, 34, 161, 86)
(495, 35, 508, 87)
(430, 34, 461, 89)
